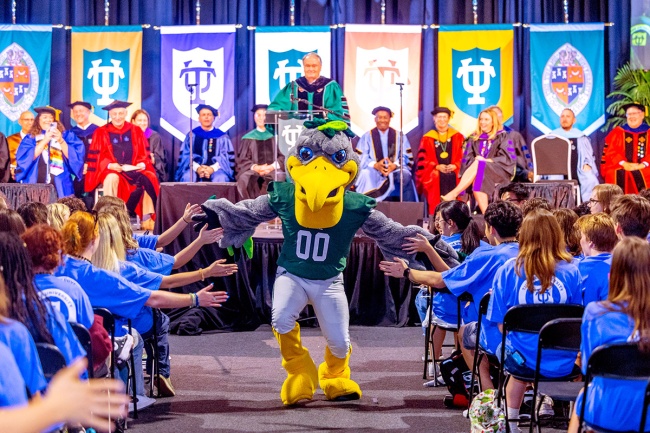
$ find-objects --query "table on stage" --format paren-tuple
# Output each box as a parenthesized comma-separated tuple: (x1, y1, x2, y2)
(0, 183, 57, 209)
(492, 181, 577, 208)
(155, 184, 416, 334)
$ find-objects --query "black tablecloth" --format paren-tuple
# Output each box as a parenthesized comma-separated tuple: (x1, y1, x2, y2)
(155, 183, 416, 334)
(0, 183, 57, 209)
(493, 181, 576, 208)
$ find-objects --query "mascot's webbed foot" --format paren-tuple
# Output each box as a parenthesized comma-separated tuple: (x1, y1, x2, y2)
(318, 346, 362, 402)
(280, 356, 318, 405)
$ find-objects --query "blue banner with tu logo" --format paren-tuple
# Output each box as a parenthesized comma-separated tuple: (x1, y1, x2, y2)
(160, 25, 236, 140)
(530, 23, 604, 136)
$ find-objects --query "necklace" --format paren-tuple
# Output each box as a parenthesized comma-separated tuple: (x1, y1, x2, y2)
(500, 240, 519, 244)
(70, 254, 92, 264)
(436, 131, 450, 159)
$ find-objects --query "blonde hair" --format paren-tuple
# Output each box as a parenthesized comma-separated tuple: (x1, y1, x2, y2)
(91, 213, 124, 273)
(60, 211, 98, 256)
(516, 209, 572, 293)
(96, 204, 138, 251)
(608, 237, 650, 351)
(47, 203, 70, 231)
(574, 213, 618, 252)
(473, 108, 502, 140)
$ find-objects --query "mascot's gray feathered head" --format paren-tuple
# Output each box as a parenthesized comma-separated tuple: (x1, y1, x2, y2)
(285, 119, 359, 229)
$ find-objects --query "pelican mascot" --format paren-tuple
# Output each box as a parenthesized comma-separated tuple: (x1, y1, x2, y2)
(195, 119, 458, 405)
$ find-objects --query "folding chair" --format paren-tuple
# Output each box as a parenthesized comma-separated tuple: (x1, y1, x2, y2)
(530, 134, 581, 205)
(468, 292, 501, 406)
(36, 343, 67, 381)
(92, 308, 115, 379)
(579, 343, 650, 433)
(498, 304, 584, 433)
(70, 322, 95, 379)
(422, 289, 472, 385)
(143, 308, 161, 398)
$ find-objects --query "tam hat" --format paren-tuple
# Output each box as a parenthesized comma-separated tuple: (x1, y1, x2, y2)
(34, 106, 61, 122)
(431, 107, 453, 117)
(68, 101, 93, 111)
(251, 104, 268, 113)
(101, 100, 132, 111)
(622, 102, 647, 115)
(372, 106, 393, 117)
(195, 104, 219, 117)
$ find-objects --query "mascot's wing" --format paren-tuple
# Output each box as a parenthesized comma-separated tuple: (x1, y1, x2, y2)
(360, 210, 459, 270)
(200, 196, 278, 248)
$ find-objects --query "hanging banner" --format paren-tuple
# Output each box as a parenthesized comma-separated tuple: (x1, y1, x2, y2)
(344, 24, 422, 136)
(530, 23, 604, 136)
(160, 25, 236, 140)
(255, 26, 331, 105)
(631, 0, 650, 69)
(0, 25, 51, 136)
(71, 26, 142, 126)
(438, 24, 513, 136)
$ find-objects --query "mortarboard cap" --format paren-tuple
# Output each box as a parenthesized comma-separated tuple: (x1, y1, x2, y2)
(372, 106, 393, 117)
(101, 100, 132, 111)
(68, 101, 93, 111)
(34, 106, 61, 122)
(251, 104, 269, 113)
(195, 104, 219, 117)
(431, 107, 453, 117)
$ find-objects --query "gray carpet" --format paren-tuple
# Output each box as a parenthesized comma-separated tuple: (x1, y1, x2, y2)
(130, 326, 566, 432)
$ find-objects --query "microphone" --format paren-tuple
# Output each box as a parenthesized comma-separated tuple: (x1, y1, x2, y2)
(186, 83, 198, 92)
(395, 82, 404, 85)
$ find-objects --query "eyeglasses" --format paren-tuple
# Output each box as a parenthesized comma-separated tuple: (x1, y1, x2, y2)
(587, 198, 599, 206)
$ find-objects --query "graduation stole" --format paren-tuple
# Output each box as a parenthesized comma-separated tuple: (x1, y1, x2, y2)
(36, 133, 64, 177)
(370, 128, 397, 162)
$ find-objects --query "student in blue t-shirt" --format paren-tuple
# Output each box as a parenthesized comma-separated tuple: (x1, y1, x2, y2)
(552, 208, 584, 261)
(94, 196, 204, 251)
(488, 209, 583, 433)
(574, 213, 618, 305)
(94, 197, 220, 276)
(0, 341, 29, 408)
(609, 193, 650, 240)
(0, 318, 47, 398)
(0, 232, 86, 371)
(568, 236, 650, 433)
(388, 201, 523, 391)
(403, 200, 482, 371)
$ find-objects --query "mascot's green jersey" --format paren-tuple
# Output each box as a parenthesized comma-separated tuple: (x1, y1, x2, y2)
(268, 182, 376, 280)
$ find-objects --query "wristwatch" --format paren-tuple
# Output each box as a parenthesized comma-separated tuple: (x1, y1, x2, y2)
(403, 267, 410, 280)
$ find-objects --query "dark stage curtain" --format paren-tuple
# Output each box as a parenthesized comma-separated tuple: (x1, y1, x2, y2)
(4, 0, 630, 181)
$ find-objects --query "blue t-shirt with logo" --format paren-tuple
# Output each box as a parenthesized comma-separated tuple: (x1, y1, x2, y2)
(0, 319, 47, 396)
(443, 242, 519, 354)
(431, 233, 465, 325)
(488, 259, 583, 377)
(578, 253, 612, 306)
(576, 302, 649, 432)
(117, 260, 164, 335)
(34, 274, 94, 329)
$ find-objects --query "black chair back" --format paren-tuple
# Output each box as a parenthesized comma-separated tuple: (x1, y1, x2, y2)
(93, 307, 115, 379)
(36, 343, 67, 380)
(502, 304, 584, 334)
(70, 322, 94, 379)
(538, 318, 582, 352)
(579, 343, 650, 433)
(478, 291, 491, 316)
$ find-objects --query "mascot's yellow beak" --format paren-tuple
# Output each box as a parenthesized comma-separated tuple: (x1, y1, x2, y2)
(287, 155, 358, 229)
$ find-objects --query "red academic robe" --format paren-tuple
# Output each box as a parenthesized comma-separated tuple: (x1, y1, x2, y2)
(415, 128, 465, 214)
(602, 125, 650, 194)
(85, 122, 160, 217)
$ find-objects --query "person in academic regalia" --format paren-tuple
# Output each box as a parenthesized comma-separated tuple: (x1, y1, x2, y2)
(5, 111, 34, 182)
(174, 104, 235, 183)
(488, 105, 533, 182)
(236, 104, 285, 200)
(69, 101, 99, 209)
(441, 108, 516, 214)
(415, 107, 465, 214)
(84, 100, 160, 230)
(602, 102, 650, 194)
(267, 52, 349, 123)
(15, 106, 84, 198)
(354, 106, 416, 201)
(131, 109, 168, 183)
(549, 108, 600, 202)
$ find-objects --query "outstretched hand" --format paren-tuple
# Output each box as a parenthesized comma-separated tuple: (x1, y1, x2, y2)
(206, 258, 238, 277)
(402, 233, 433, 255)
(183, 203, 202, 223)
(198, 225, 224, 245)
(195, 283, 229, 307)
(44, 358, 129, 431)
(379, 257, 408, 278)
(192, 204, 222, 232)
